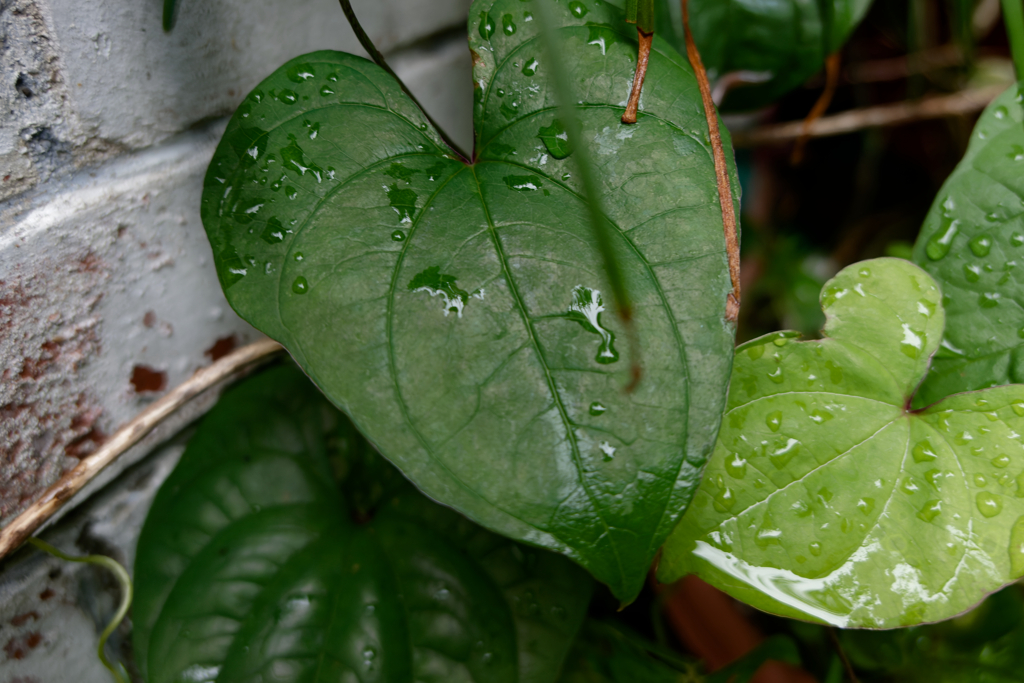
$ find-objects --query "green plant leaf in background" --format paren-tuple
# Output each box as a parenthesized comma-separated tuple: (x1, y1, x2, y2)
(133, 364, 593, 683)
(653, 0, 874, 110)
(659, 257, 1024, 628)
(786, 584, 1024, 682)
(201, 0, 738, 603)
(558, 621, 701, 682)
(912, 83, 1024, 405)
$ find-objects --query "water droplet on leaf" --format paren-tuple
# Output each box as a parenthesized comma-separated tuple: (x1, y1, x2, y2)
(478, 11, 496, 39)
(569, 1, 588, 17)
(917, 499, 942, 522)
(969, 234, 993, 257)
(976, 491, 1003, 517)
(912, 439, 938, 463)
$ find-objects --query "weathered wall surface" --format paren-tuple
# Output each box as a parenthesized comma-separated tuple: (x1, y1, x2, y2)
(0, 0, 473, 675)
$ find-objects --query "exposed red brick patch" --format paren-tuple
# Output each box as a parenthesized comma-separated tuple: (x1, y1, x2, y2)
(204, 334, 238, 362)
(142, 310, 157, 328)
(74, 252, 103, 274)
(130, 365, 167, 393)
(10, 612, 39, 627)
(38, 588, 54, 601)
(10, 677, 41, 683)
(4, 632, 42, 660)
(0, 257, 107, 521)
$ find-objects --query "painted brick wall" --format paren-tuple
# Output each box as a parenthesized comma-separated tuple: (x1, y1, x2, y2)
(0, 0, 474, 675)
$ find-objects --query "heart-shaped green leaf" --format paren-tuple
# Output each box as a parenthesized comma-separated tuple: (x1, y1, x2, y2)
(659, 257, 1024, 628)
(654, 0, 873, 110)
(133, 364, 593, 683)
(200, 0, 737, 602)
(912, 84, 1024, 406)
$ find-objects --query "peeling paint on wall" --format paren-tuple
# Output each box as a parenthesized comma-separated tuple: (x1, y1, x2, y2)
(0, 250, 109, 522)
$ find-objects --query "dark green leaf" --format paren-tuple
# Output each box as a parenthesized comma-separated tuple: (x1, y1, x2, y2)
(133, 364, 593, 683)
(706, 635, 800, 683)
(201, 0, 738, 602)
(912, 84, 1024, 405)
(659, 257, 1024, 628)
(833, 585, 1024, 682)
(557, 621, 700, 682)
(654, 0, 874, 110)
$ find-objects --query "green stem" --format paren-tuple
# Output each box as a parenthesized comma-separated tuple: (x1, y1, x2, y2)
(531, 0, 633, 325)
(162, 0, 177, 31)
(1002, 0, 1024, 80)
(337, 0, 470, 161)
(28, 538, 132, 683)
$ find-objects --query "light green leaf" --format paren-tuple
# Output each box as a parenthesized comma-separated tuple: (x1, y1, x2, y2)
(201, 0, 738, 602)
(133, 365, 593, 683)
(659, 257, 1024, 629)
(654, 0, 874, 110)
(912, 84, 1024, 405)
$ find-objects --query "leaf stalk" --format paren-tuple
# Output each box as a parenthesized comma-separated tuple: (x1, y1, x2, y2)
(532, 0, 633, 324)
(337, 0, 470, 160)
(622, 29, 654, 125)
(1001, 0, 1024, 79)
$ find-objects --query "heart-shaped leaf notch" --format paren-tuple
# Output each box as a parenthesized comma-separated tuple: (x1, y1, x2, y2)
(133, 364, 593, 683)
(659, 257, 1024, 629)
(201, 0, 737, 602)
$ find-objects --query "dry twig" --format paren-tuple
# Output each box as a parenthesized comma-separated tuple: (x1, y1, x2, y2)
(792, 52, 842, 165)
(732, 84, 1006, 147)
(0, 338, 284, 560)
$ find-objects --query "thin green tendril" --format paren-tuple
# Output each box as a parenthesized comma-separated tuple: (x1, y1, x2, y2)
(28, 538, 132, 683)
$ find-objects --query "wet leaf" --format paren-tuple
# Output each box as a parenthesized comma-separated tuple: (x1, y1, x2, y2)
(201, 0, 737, 602)
(912, 84, 1024, 405)
(654, 0, 873, 110)
(133, 365, 593, 683)
(659, 257, 1024, 628)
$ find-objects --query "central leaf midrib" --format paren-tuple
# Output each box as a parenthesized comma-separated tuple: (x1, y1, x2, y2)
(481, 156, 700, 558)
(468, 164, 626, 587)
(373, 165, 574, 551)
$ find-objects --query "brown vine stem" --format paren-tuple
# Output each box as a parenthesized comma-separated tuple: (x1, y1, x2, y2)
(733, 84, 1006, 147)
(791, 52, 842, 165)
(682, 0, 740, 323)
(828, 627, 861, 683)
(622, 28, 653, 124)
(0, 338, 284, 561)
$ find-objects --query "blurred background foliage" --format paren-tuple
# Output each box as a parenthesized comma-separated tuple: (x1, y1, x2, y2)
(599, 1, 1024, 681)
(728, 0, 1015, 344)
